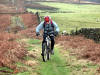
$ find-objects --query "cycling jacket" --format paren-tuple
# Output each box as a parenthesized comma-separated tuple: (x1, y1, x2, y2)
(36, 21, 59, 34)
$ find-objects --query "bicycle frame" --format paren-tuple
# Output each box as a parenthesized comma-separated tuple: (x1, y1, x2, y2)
(46, 36, 51, 49)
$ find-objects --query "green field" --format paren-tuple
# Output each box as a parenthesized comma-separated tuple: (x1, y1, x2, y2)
(27, 2, 100, 33)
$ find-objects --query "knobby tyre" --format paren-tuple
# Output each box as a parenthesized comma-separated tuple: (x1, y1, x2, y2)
(42, 43, 47, 62)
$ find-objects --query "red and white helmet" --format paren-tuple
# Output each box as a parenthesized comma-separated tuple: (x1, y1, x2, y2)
(44, 16, 51, 22)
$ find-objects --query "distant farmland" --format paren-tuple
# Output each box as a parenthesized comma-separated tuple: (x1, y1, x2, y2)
(27, 2, 100, 33)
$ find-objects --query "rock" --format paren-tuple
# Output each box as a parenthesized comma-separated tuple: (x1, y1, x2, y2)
(25, 60, 38, 66)
(62, 30, 68, 35)
(28, 51, 38, 58)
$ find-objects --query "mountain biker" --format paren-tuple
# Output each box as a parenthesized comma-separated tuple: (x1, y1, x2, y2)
(36, 16, 59, 55)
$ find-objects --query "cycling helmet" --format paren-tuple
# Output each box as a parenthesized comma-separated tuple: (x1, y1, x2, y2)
(44, 16, 51, 22)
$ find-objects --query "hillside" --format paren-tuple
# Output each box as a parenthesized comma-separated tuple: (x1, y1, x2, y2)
(0, 1, 100, 75)
(25, 0, 100, 3)
(0, 0, 25, 13)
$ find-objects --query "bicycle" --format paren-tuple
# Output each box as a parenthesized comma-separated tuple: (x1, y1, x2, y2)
(37, 32, 58, 62)
(42, 35, 52, 62)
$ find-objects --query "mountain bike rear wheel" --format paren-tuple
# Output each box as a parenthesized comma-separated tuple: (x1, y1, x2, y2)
(47, 43, 51, 60)
(47, 50, 50, 60)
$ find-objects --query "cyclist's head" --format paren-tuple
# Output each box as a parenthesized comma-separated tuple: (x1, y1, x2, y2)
(44, 16, 51, 22)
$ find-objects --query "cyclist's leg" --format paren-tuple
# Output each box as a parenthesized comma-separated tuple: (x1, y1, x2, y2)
(41, 34, 46, 56)
(49, 35, 55, 51)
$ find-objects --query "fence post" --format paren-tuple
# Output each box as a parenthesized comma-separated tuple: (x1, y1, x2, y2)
(35, 12, 40, 24)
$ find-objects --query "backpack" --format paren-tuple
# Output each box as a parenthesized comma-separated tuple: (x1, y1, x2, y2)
(43, 20, 54, 29)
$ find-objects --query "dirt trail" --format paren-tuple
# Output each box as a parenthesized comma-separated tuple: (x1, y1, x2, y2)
(39, 46, 70, 75)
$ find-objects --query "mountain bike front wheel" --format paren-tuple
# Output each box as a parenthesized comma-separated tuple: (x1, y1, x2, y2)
(42, 43, 47, 62)
(42, 43, 51, 62)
